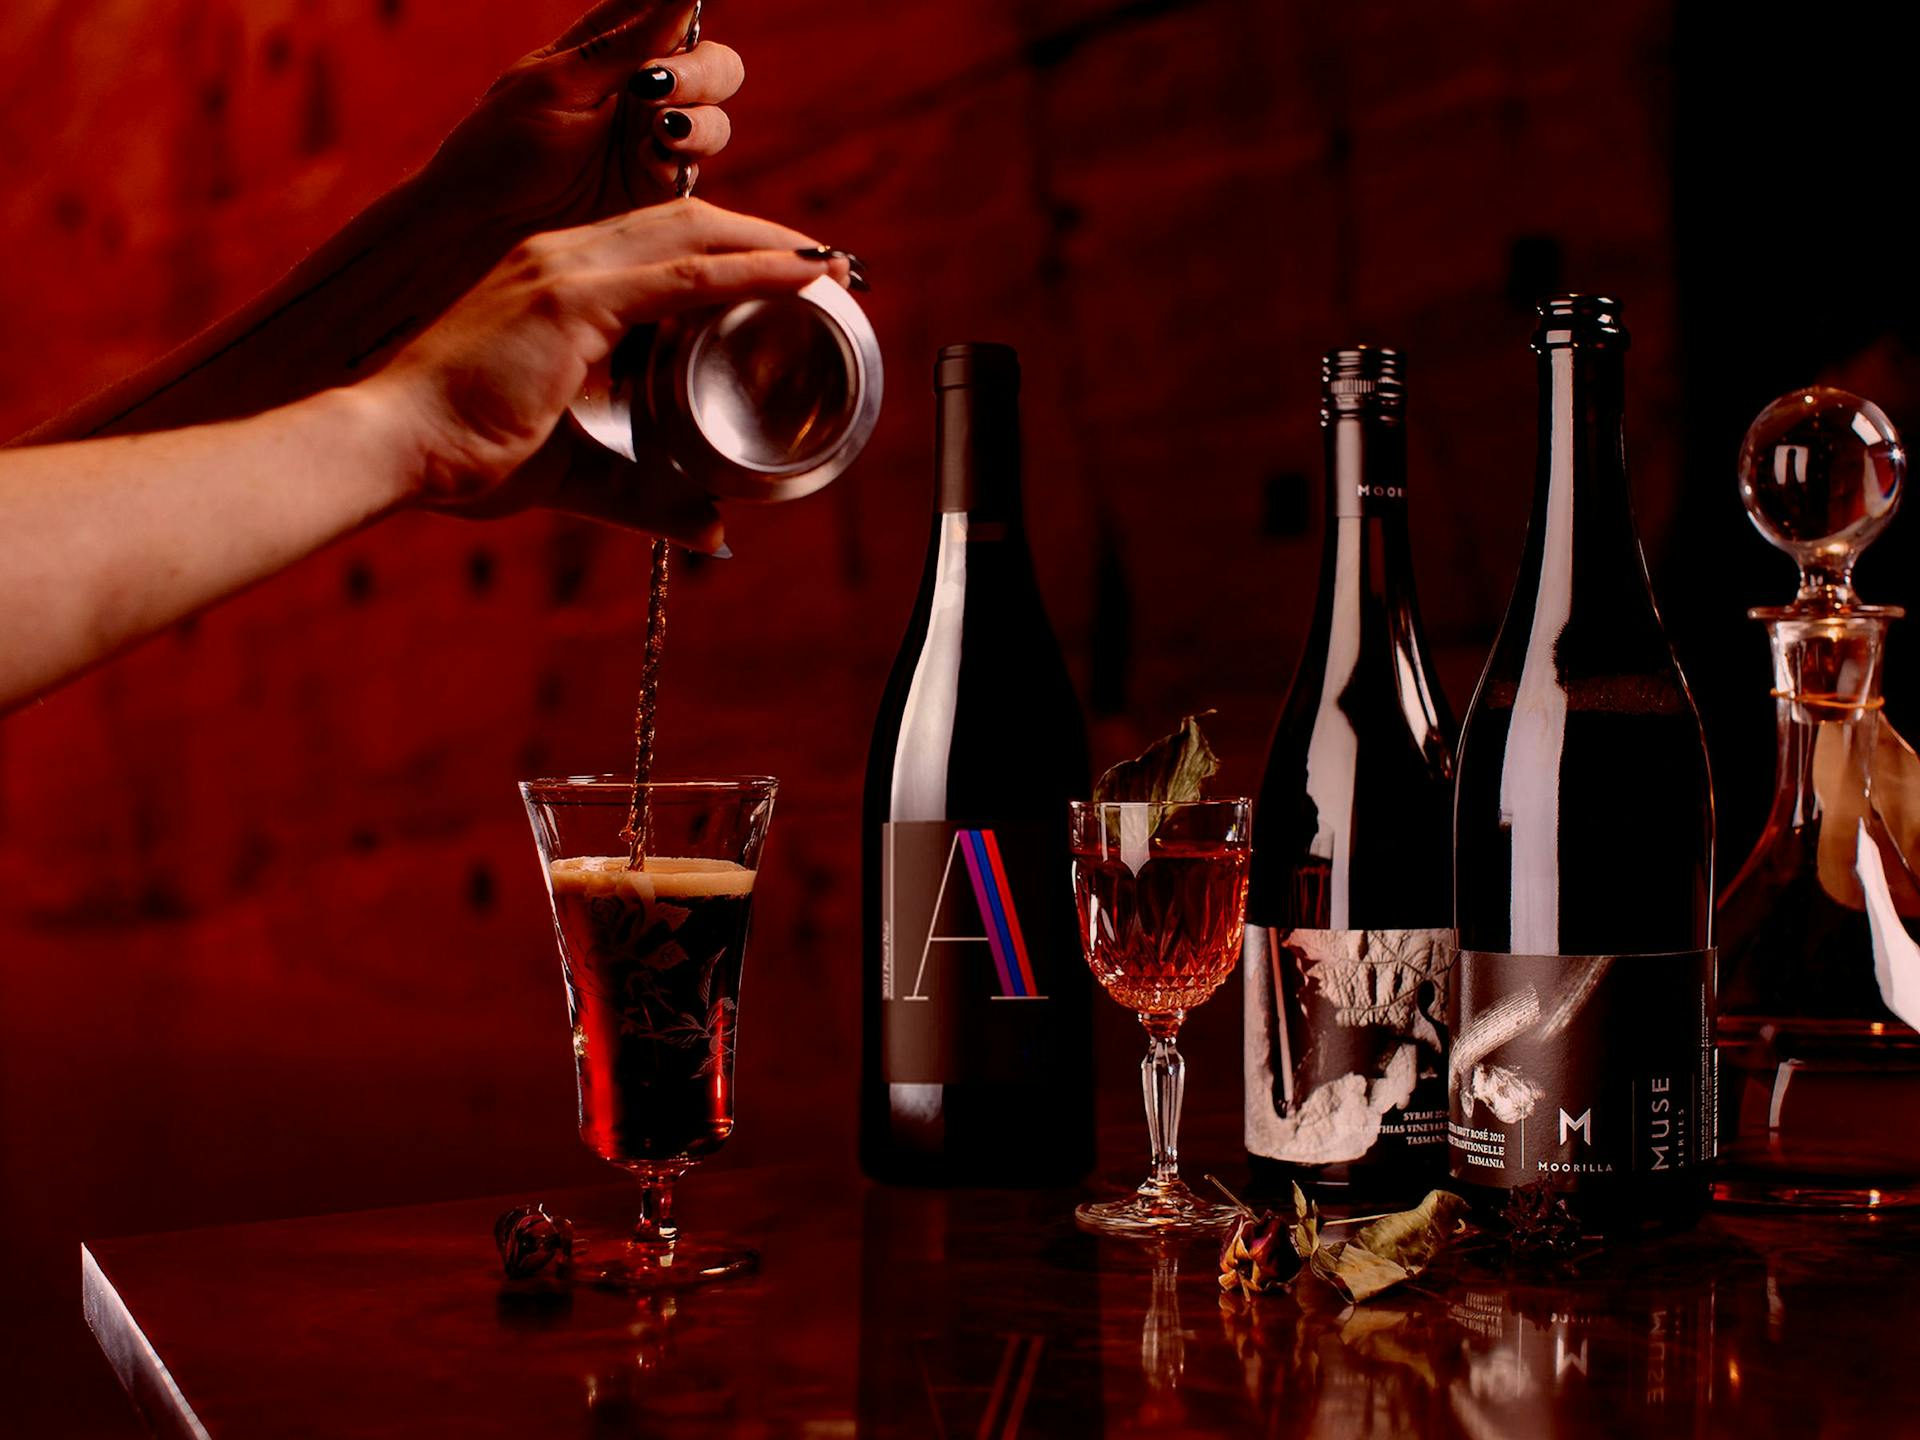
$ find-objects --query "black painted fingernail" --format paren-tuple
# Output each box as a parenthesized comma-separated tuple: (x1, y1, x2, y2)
(794, 247, 870, 289)
(627, 66, 676, 99)
(659, 110, 693, 140)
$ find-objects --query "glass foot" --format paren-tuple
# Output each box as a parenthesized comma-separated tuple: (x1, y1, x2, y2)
(589, 1238, 760, 1291)
(1076, 1180, 1239, 1237)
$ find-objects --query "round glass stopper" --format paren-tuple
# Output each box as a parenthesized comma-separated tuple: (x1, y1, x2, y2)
(1738, 387, 1905, 609)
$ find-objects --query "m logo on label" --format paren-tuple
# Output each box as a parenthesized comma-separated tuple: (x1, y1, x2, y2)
(1559, 1108, 1593, 1146)
(906, 829, 1046, 1002)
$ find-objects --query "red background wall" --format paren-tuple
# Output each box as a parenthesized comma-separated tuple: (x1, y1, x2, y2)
(1, 2, 1912, 1432)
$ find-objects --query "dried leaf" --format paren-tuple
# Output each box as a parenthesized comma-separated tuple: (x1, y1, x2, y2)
(1288, 1181, 1323, 1266)
(1349, 1189, 1471, 1276)
(1323, 1191, 1470, 1302)
(1307, 1240, 1350, 1292)
(1218, 1180, 1474, 1308)
(1295, 1186, 1475, 1304)
(1094, 713, 1221, 804)
(1329, 1243, 1409, 1304)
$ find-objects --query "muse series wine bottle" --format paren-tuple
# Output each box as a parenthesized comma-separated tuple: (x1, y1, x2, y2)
(1243, 347, 1457, 1200)
(861, 343, 1096, 1186)
(1451, 296, 1715, 1234)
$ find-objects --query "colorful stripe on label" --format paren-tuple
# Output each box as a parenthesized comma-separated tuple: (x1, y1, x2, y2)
(958, 829, 1043, 999)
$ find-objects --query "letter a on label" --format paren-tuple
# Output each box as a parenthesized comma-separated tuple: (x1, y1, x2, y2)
(909, 829, 1045, 1001)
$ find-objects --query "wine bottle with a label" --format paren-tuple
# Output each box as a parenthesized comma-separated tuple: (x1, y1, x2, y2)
(1243, 347, 1457, 1200)
(860, 342, 1095, 1186)
(1452, 295, 1715, 1234)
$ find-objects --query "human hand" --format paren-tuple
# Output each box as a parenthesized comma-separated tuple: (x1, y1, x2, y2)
(362, 199, 850, 550)
(424, 1, 742, 248)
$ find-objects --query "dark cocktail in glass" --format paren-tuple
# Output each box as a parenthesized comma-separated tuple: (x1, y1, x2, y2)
(522, 776, 775, 1287)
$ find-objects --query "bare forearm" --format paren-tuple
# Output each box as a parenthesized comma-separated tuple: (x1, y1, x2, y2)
(0, 387, 419, 710)
(13, 176, 487, 446)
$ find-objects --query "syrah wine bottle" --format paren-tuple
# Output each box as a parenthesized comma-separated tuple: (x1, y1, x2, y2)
(861, 343, 1095, 1185)
(1451, 296, 1715, 1234)
(1243, 347, 1457, 1201)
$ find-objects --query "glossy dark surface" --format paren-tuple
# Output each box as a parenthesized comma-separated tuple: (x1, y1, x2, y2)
(86, 1138, 1920, 1438)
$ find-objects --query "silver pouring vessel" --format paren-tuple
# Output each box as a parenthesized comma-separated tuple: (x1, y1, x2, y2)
(569, 274, 883, 504)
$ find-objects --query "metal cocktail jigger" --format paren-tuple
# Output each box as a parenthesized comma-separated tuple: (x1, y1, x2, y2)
(569, 276, 884, 504)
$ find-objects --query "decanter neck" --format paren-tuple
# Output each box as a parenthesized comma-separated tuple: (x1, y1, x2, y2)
(1764, 613, 1890, 721)
(1762, 614, 1889, 829)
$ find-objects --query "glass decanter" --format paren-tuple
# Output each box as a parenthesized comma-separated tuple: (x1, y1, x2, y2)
(1715, 387, 1920, 1208)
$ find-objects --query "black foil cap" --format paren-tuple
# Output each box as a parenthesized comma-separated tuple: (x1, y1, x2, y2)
(1321, 346, 1405, 426)
(1531, 293, 1629, 351)
(934, 342, 1020, 392)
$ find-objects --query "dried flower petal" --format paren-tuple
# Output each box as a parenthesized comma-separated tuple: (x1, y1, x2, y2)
(1288, 1181, 1329, 1266)
(1219, 1209, 1299, 1298)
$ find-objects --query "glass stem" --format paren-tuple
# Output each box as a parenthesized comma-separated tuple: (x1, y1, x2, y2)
(1140, 1024, 1186, 1191)
(632, 1165, 682, 1247)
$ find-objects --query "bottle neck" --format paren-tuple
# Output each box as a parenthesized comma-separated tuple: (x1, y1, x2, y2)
(1320, 409, 1413, 586)
(1287, 407, 1451, 776)
(1523, 345, 1645, 606)
(936, 383, 1023, 522)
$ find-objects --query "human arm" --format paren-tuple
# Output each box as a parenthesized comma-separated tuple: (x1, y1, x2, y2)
(0, 200, 845, 712)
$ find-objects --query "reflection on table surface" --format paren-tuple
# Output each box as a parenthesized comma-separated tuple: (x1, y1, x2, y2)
(84, 1159, 1920, 1437)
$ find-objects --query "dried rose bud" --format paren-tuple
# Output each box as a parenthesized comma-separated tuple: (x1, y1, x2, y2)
(1218, 1208, 1299, 1298)
(495, 1203, 576, 1280)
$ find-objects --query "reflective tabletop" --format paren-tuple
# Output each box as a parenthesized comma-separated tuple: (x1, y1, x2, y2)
(83, 1143, 1920, 1437)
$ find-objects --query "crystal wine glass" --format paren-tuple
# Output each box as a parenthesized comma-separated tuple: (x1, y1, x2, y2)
(520, 775, 776, 1288)
(1069, 798, 1252, 1235)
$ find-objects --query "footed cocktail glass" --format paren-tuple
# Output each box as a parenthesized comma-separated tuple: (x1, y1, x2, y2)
(1070, 798, 1252, 1236)
(520, 776, 776, 1288)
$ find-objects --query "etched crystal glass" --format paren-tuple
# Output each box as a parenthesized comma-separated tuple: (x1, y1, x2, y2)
(520, 776, 776, 1285)
(1068, 798, 1252, 1235)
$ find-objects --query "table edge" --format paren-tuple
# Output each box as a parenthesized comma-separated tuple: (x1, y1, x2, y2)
(83, 1243, 214, 1440)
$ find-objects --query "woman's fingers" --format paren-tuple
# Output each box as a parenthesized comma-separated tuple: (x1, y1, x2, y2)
(651, 104, 732, 158)
(593, 198, 830, 261)
(508, 204, 846, 304)
(536, 2, 698, 107)
(597, 249, 850, 327)
(545, 0, 691, 62)
(627, 42, 743, 108)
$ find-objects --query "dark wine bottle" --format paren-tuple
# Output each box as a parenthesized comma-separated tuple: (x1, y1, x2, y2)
(1243, 347, 1457, 1201)
(861, 343, 1095, 1185)
(1451, 296, 1715, 1234)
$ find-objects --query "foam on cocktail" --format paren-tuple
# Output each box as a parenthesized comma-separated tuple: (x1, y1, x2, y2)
(548, 854, 757, 901)
(547, 853, 757, 1166)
